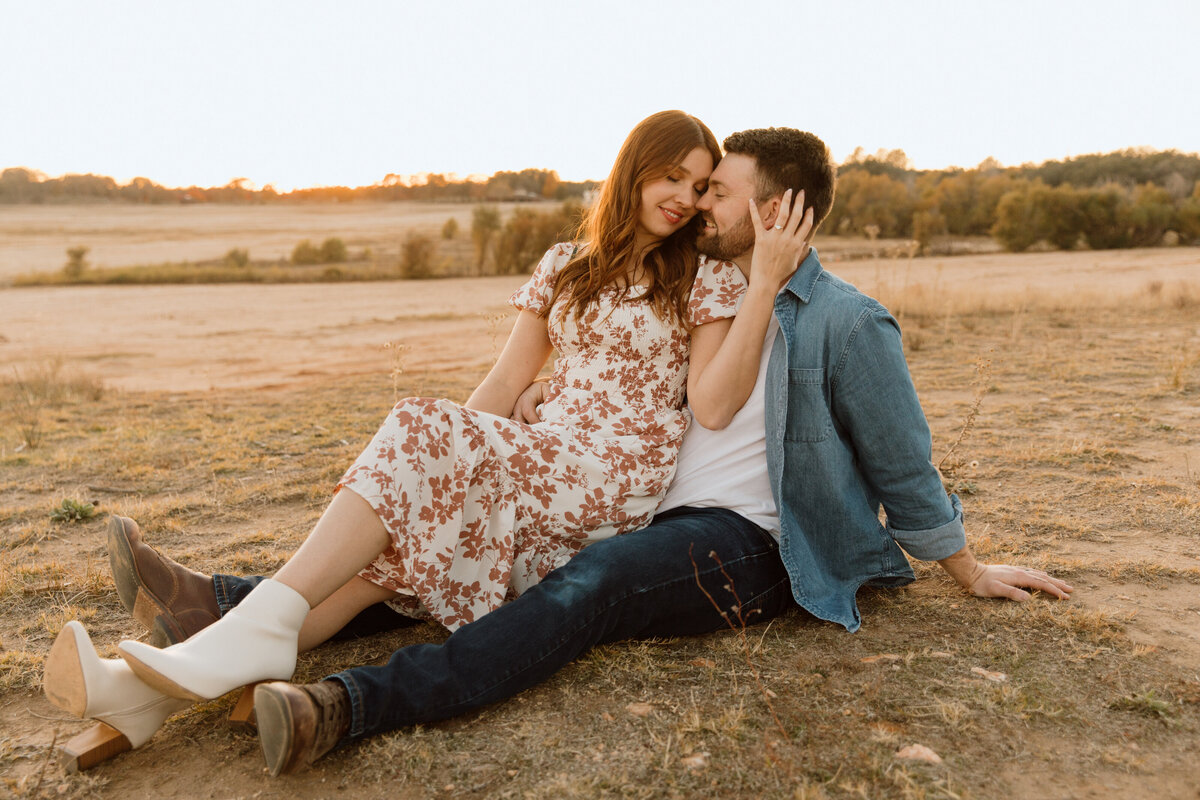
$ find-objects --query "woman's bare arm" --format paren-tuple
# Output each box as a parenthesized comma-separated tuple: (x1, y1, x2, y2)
(465, 310, 554, 418)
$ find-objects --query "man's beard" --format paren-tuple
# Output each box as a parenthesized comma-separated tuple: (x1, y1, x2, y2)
(696, 213, 755, 261)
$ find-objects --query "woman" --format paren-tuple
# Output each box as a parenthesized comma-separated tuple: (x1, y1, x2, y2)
(44, 110, 813, 755)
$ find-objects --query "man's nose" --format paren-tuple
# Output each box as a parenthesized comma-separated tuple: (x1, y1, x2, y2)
(695, 191, 712, 211)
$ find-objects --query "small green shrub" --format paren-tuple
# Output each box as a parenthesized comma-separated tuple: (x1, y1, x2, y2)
(223, 248, 250, 268)
(493, 201, 583, 275)
(320, 237, 347, 263)
(400, 231, 437, 279)
(63, 246, 89, 278)
(293, 238, 347, 264)
(292, 239, 322, 264)
(471, 205, 502, 269)
(1108, 690, 1176, 721)
(442, 217, 459, 240)
(51, 499, 96, 523)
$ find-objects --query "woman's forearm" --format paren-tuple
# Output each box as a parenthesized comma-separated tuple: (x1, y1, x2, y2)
(465, 375, 526, 418)
(463, 310, 554, 418)
(686, 282, 776, 430)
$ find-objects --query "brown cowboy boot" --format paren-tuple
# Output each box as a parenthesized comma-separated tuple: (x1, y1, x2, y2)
(106, 515, 220, 646)
(254, 681, 352, 776)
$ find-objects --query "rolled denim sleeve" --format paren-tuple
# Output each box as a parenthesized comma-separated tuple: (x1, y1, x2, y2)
(831, 308, 966, 559)
(886, 492, 966, 561)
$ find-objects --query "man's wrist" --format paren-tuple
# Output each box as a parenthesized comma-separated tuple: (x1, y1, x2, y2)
(937, 546, 982, 589)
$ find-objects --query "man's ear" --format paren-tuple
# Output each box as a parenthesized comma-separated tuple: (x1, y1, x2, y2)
(761, 196, 783, 228)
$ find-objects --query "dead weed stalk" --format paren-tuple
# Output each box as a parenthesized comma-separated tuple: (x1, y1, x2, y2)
(1167, 339, 1197, 392)
(484, 311, 509, 364)
(688, 544, 789, 743)
(4, 361, 105, 450)
(938, 352, 993, 474)
(7, 369, 44, 450)
(383, 340, 410, 403)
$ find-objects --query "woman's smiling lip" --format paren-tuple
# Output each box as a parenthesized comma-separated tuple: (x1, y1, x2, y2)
(660, 207, 684, 225)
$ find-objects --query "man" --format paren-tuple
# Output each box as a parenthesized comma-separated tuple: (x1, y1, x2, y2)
(107, 127, 1071, 774)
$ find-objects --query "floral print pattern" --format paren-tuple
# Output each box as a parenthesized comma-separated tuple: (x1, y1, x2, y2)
(340, 243, 746, 630)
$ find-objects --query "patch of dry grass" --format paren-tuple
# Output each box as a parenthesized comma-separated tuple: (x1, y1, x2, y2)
(2, 292, 1200, 797)
(1, 360, 105, 451)
(875, 274, 1200, 324)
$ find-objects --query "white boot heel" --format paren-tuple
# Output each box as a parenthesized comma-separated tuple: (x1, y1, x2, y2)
(118, 579, 309, 701)
(43, 621, 190, 749)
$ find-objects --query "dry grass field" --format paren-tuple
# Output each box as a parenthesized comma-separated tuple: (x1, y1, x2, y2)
(1, 226, 1198, 798)
(0, 202, 566, 281)
(0, 201, 980, 286)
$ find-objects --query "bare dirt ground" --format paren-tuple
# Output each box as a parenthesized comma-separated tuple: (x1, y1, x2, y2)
(3, 245, 1197, 394)
(1, 241, 1198, 799)
(0, 277, 524, 393)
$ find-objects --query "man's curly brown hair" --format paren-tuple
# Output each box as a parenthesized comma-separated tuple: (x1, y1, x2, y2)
(723, 128, 837, 230)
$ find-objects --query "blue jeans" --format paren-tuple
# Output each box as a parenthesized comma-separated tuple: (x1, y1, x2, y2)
(213, 507, 794, 740)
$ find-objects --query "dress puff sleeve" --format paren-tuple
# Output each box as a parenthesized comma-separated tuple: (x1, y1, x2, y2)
(509, 242, 577, 314)
(686, 256, 747, 327)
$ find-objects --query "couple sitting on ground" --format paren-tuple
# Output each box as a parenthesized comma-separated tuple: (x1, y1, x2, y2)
(43, 111, 1071, 777)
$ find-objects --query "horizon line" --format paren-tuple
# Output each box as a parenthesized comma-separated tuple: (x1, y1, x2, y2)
(5, 144, 1199, 194)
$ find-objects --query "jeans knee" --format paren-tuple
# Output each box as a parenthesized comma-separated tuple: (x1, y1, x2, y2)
(537, 542, 627, 607)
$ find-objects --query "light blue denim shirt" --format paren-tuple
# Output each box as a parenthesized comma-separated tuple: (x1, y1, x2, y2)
(765, 249, 966, 632)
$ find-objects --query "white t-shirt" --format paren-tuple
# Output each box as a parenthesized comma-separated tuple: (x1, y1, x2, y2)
(657, 316, 779, 536)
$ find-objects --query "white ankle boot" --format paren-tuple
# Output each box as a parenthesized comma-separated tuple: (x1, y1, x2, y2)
(43, 621, 191, 749)
(118, 579, 309, 701)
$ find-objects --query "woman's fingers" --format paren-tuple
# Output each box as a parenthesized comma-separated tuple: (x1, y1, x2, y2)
(747, 196, 764, 235)
(784, 190, 806, 236)
(797, 206, 815, 244)
(772, 188, 793, 231)
(749, 188, 813, 259)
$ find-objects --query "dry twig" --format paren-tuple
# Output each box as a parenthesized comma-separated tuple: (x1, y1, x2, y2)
(938, 352, 992, 472)
(27, 731, 57, 799)
(689, 544, 790, 742)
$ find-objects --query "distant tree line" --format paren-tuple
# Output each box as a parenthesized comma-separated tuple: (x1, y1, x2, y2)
(826, 147, 1200, 251)
(0, 167, 594, 205)
(7, 148, 1200, 252)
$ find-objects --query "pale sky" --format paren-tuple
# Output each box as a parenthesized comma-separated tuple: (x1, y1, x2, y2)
(4, 0, 1196, 191)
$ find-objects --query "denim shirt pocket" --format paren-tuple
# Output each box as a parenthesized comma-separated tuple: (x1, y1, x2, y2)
(784, 368, 832, 442)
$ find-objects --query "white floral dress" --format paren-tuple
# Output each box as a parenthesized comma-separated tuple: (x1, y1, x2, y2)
(340, 243, 746, 630)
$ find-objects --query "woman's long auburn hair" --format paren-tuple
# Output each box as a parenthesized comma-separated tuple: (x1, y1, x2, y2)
(542, 110, 721, 330)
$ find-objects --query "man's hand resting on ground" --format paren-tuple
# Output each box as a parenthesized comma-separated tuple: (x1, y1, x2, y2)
(938, 547, 1073, 602)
